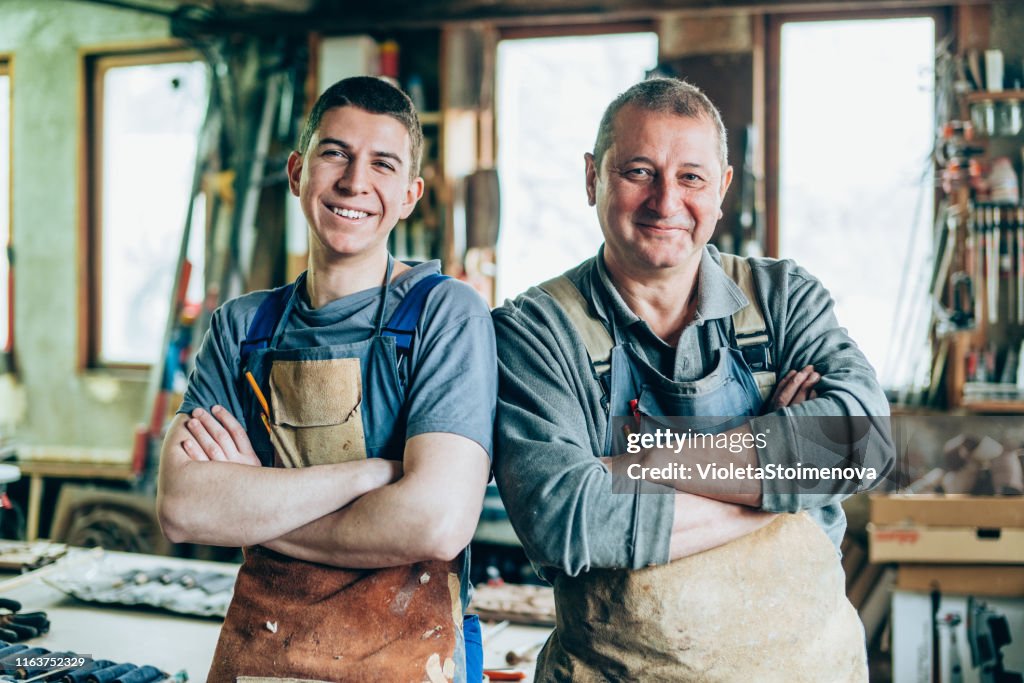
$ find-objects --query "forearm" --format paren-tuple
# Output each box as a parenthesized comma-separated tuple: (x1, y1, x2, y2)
(263, 478, 464, 568)
(265, 432, 489, 569)
(667, 492, 776, 560)
(612, 423, 764, 506)
(751, 401, 894, 513)
(157, 417, 391, 546)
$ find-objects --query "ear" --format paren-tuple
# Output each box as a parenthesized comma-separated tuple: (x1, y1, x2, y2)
(584, 153, 598, 207)
(719, 164, 734, 202)
(399, 176, 426, 220)
(287, 151, 304, 197)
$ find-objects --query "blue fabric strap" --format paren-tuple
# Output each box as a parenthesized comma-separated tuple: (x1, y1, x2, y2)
(382, 274, 449, 354)
(239, 283, 295, 363)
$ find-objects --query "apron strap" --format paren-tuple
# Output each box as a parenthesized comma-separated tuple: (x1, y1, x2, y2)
(239, 281, 297, 364)
(539, 275, 613, 379)
(381, 273, 451, 357)
(718, 253, 776, 400)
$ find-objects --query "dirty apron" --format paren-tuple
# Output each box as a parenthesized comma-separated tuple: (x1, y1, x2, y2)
(536, 316, 868, 683)
(208, 260, 466, 683)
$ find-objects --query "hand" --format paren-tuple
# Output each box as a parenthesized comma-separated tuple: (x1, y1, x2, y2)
(767, 365, 820, 410)
(181, 406, 261, 466)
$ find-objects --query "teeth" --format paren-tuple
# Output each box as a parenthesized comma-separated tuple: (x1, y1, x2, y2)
(332, 207, 368, 219)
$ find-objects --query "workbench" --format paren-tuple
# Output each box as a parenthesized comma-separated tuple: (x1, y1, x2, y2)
(0, 548, 549, 681)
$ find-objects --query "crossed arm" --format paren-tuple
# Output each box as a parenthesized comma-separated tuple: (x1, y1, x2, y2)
(616, 367, 821, 561)
(156, 406, 490, 568)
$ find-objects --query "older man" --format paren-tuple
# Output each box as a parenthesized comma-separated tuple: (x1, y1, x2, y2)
(493, 77, 892, 681)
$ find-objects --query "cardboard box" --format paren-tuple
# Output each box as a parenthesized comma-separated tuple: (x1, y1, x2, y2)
(892, 590, 1024, 683)
(869, 524, 1024, 563)
(897, 565, 1024, 597)
(869, 495, 1024, 564)
(871, 494, 1024, 528)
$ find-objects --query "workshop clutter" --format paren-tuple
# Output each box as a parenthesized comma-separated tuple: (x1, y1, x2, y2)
(0, 646, 176, 682)
(43, 562, 236, 619)
(0, 600, 47, 643)
(891, 592, 1023, 683)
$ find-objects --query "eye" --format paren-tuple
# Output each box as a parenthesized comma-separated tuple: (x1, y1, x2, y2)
(622, 167, 653, 179)
(680, 172, 705, 184)
(373, 160, 397, 172)
(322, 148, 347, 159)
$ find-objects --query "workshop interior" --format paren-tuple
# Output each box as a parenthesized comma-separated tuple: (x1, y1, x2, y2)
(0, 0, 1023, 681)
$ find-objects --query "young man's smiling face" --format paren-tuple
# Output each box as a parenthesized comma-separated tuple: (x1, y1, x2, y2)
(288, 105, 423, 262)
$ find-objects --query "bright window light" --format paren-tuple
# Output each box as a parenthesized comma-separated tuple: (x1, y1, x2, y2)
(98, 59, 206, 365)
(496, 32, 658, 303)
(778, 18, 935, 389)
(0, 69, 9, 352)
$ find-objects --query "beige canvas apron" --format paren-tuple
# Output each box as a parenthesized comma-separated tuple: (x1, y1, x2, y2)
(537, 513, 867, 682)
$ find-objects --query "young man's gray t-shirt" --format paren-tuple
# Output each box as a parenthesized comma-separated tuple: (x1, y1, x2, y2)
(179, 260, 496, 458)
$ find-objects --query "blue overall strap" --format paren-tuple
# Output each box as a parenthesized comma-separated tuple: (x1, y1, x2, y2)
(381, 273, 450, 356)
(239, 283, 296, 363)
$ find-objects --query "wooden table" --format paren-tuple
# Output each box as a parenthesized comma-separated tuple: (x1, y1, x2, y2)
(0, 549, 227, 678)
(15, 459, 137, 541)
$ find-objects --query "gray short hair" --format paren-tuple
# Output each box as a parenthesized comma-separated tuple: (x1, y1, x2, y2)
(593, 77, 728, 172)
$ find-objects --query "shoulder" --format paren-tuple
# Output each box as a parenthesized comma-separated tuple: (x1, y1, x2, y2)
(424, 276, 491, 319)
(210, 287, 288, 345)
(492, 258, 597, 350)
(712, 247, 829, 303)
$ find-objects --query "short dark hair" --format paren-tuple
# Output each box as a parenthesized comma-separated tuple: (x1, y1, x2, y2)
(298, 76, 423, 179)
(593, 77, 728, 172)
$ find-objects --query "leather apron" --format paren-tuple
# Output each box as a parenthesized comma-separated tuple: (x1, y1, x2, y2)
(208, 259, 466, 683)
(536, 315, 868, 683)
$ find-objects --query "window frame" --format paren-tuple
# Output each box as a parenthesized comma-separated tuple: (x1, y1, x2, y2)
(0, 55, 12, 371)
(764, 6, 950, 258)
(80, 45, 203, 371)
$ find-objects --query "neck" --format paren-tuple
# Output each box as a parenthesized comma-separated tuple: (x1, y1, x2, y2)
(603, 251, 702, 345)
(305, 248, 409, 309)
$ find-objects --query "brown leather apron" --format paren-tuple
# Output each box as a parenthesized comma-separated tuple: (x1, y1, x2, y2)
(207, 269, 463, 683)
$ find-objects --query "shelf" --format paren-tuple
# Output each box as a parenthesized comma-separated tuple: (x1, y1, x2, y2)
(957, 399, 1024, 414)
(966, 89, 1024, 104)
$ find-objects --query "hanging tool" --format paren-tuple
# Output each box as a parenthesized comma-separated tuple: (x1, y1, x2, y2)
(1017, 207, 1024, 324)
(965, 207, 977, 322)
(989, 206, 1000, 325)
(975, 204, 986, 324)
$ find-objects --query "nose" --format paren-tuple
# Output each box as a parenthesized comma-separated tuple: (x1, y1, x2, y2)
(646, 174, 686, 218)
(338, 159, 370, 195)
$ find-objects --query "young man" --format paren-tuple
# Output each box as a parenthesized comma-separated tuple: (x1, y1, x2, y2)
(157, 76, 495, 682)
(492, 77, 893, 681)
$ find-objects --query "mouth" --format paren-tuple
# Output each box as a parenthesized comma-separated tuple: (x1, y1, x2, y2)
(325, 202, 373, 221)
(635, 222, 692, 233)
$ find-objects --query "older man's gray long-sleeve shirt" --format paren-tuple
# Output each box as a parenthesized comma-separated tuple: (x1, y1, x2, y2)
(492, 245, 893, 578)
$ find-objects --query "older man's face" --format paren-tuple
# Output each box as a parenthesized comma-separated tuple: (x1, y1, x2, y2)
(586, 105, 732, 276)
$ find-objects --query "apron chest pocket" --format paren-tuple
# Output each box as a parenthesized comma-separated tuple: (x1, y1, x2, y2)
(268, 358, 367, 468)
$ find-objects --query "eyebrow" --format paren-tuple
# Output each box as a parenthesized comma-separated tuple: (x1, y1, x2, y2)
(317, 137, 405, 167)
(621, 156, 706, 170)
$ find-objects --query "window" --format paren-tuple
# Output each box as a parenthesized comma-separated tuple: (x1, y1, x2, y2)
(495, 30, 658, 302)
(85, 50, 207, 367)
(771, 16, 937, 389)
(1, 58, 10, 356)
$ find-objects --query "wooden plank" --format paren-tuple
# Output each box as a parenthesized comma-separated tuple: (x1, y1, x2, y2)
(217, 0, 994, 33)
